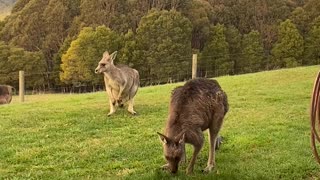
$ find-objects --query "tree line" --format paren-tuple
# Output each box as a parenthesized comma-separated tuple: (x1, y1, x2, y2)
(0, 0, 319, 91)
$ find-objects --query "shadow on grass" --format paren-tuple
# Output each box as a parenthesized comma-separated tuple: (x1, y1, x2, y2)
(127, 168, 247, 180)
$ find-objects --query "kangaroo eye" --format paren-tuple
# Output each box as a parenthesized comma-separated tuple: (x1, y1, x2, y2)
(100, 63, 106, 67)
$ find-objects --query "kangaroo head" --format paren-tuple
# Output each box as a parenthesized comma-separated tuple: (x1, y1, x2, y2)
(95, 51, 117, 74)
(157, 132, 185, 174)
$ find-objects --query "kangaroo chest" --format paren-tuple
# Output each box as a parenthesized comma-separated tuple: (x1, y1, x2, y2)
(105, 77, 120, 91)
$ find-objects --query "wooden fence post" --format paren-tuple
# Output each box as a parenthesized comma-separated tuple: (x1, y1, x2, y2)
(192, 54, 198, 79)
(19, 71, 25, 102)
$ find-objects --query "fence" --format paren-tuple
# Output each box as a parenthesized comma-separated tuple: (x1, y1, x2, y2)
(0, 54, 196, 102)
(1, 53, 319, 102)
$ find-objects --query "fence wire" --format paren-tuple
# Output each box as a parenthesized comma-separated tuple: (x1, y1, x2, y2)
(0, 55, 319, 94)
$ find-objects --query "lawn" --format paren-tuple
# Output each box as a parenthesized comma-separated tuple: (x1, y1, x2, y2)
(0, 66, 320, 179)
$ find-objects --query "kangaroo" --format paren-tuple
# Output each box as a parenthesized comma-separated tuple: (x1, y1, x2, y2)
(157, 78, 228, 174)
(0, 85, 14, 105)
(95, 51, 139, 116)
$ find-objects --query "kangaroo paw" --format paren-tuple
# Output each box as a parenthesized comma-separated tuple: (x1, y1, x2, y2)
(203, 164, 214, 173)
(107, 112, 115, 116)
(186, 168, 194, 175)
(128, 110, 137, 116)
(161, 163, 169, 170)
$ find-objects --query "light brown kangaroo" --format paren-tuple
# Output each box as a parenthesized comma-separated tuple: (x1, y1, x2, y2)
(158, 78, 228, 174)
(95, 51, 139, 116)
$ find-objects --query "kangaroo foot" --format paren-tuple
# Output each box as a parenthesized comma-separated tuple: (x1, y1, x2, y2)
(215, 136, 223, 150)
(161, 163, 169, 170)
(203, 164, 214, 173)
(107, 111, 115, 116)
(128, 110, 137, 115)
(186, 168, 194, 175)
(180, 156, 186, 165)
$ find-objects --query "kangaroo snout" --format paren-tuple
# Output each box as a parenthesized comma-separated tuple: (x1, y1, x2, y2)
(171, 169, 177, 174)
(95, 68, 99, 74)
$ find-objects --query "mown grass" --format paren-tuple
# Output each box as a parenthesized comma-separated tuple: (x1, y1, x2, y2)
(0, 66, 320, 179)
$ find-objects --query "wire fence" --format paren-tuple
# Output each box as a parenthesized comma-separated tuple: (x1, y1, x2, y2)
(0, 54, 319, 94)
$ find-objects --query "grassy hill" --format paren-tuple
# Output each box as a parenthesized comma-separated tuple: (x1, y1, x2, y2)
(0, 66, 319, 179)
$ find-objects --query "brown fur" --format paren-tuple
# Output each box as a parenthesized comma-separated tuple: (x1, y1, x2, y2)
(95, 51, 139, 116)
(158, 78, 228, 174)
(0, 85, 14, 105)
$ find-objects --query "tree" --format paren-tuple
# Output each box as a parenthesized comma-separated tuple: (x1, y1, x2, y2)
(42, 0, 70, 72)
(11, 0, 29, 13)
(240, 30, 265, 73)
(0, 41, 11, 83)
(1, 0, 48, 51)
(303, 17, 320, 65)
(0, 41, 46, 89)
(60, 26, 122, 86)
(183, 0, 212, 50)
(304, 0, 320, 22)
(79, 0, 128, 33)
(225, 25, 242, 74)
(201, 24, 231, 77)
(11, 50, 47, 90)
(0, 0, 315, 89)
(290, 7, 310, 35)
(134, 10, 192, 84)
(119, 29, 136, 66)
(52, 36, 73, 85)
(271, 19, 304, 68)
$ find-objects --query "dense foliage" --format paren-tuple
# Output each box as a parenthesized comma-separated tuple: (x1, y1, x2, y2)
(0, 0, 319, 90)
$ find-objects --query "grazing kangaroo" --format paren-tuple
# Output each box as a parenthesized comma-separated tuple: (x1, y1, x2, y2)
(95, 51, 139, 116)
(0, 85, 14, 105)
(158, 78, 228, 174)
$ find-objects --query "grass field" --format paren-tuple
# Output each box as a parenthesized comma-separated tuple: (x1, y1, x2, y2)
(0, 66, 320, 179)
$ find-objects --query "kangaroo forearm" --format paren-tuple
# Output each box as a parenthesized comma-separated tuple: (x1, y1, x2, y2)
(117, 82, 127, 99)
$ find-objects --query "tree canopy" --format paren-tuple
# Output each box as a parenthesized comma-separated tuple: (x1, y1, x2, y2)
(271, 19, 304, 68)
(133, 10, 192, 84)
(0, 0, 319, 90)
(60, 26, 121, 86)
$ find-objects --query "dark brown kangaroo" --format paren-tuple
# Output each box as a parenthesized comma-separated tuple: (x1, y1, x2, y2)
(158, 78, 228, 174)
(0, 85, 14, 105)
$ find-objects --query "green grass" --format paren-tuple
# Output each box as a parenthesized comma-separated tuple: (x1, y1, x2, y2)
(1, 66, 320, 179)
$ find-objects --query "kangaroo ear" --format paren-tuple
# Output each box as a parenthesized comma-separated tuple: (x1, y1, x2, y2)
(179, 133, 185, 144)
(103, 51, 109, 57)
(157, 132, 168, 144)
(110, 51, 118, 61)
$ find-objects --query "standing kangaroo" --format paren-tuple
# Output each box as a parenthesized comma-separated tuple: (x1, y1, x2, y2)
(158, 78, 228, 174)
(95, 51, 139, 116)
